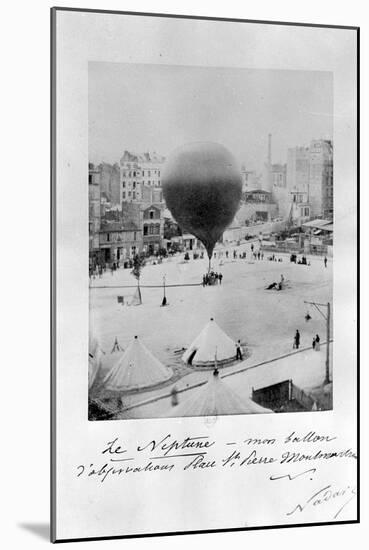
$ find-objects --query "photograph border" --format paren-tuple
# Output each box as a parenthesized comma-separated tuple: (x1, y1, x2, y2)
(50, 6, 360, 543)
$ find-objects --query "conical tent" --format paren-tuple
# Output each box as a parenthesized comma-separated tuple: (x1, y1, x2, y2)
(168, 371, 272, 417)
(182, 318, 237, 367)
(89, 335, 103, 389)
(103, 336, 172, 391)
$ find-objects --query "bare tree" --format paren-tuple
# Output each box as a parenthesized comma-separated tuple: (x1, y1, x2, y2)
(130, 253, 146, 304)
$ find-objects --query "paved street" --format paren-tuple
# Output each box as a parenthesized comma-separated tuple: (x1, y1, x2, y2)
(90, 239, 332, 417)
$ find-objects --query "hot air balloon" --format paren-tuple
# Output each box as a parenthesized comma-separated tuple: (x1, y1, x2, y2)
(162, 142, 242, 271)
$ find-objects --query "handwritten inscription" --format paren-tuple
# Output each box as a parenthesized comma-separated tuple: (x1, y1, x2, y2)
(75, 430, 357, 520)
(137, 434, 214, 458)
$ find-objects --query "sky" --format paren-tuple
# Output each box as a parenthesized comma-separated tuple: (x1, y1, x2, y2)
(89, 62, 333, 172)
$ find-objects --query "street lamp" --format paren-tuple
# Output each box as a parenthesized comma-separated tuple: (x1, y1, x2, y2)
(304, 300, 331, 385)
(162, 274, 167, 306)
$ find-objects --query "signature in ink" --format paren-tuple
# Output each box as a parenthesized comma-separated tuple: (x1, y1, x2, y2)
(287, 484, 357, 519)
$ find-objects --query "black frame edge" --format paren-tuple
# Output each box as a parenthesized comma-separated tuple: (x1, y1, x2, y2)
(50, 6, 57, 545)
(51, 6, 359, 31)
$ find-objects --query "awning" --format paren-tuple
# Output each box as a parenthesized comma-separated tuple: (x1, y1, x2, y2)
(302, 219, 331, 229)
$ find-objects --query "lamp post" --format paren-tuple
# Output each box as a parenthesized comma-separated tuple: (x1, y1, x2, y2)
(161, 274, 167, 306)
(304, 300, 331, 385)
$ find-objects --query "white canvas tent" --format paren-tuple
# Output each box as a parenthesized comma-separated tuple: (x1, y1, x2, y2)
(88, 335, 103, 389)
(168, 370, 272, 417)
(103, 336, 172, 391)
(182, 318, 237, 367)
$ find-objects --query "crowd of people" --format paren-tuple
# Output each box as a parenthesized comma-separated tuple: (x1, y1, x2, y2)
(89, 263, 107, 279)
(290, 254, 311, 266)
(202, 271, 223, 286)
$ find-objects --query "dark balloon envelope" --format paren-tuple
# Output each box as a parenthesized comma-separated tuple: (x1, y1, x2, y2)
(162, 142, 242, 260)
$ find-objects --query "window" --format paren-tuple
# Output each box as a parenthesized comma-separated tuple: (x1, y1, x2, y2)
(133, 192, 136, 200)
(89, 174, 92, 183)
(144, 225, 148, 235)
(133, 182, 136, 189)
(149, 210, 155, 219)
(148, 170, 151, 177)
(107, 233, 110, 242)
(128, 191, 131, 197)
(133, 171, 136, 177)
(122, 182, 126, 188)
(122, 192, 126, 199)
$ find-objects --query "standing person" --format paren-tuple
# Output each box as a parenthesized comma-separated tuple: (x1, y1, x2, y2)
(251, 244, 254, 253)
(257, 251, 261, 260)
(315, 334, 320, 351)
(312, 337, 316, 350)
(261, 252, 264, 260)
(219, 273, 223, 285)
(236, 340, 243, 360)
(280, 274, 285, 289)
(171, 386, 178, 407)
(324, 256, 328, 268)
(294, 329, 301, 350)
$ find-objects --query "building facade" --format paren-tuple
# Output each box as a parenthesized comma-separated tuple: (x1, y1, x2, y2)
(98, 162, 121, 206)
(89, 163, 101, 268)
(286, 140, 333, 220)
(119, 151, 165, 203)
(288, 191, 311, 226)
(142, 205, 164, 254)
(287, 146, 310, 195)
(99, 221, 143, 263)
(309, 139, 333, 219)
(242, 190, 278, 222)
(241, 167, 259, 193)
